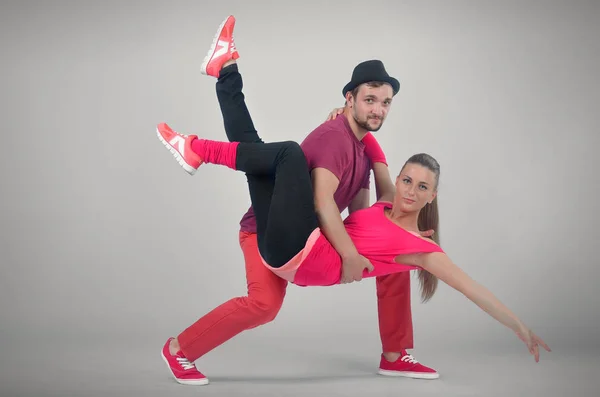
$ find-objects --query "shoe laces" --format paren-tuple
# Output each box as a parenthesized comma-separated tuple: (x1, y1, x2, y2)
(400, 353, 419, 364)
(230, 35, 237, 53)
(176, 355, 196, 371)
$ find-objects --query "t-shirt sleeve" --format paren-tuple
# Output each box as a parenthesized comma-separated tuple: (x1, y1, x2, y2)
(301, 130, 349, 181)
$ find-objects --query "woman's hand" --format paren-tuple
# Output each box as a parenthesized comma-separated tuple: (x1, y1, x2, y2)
(325, 107, 344, 121)
(418, 229, 435, 238)
(515, 325, 551, 362)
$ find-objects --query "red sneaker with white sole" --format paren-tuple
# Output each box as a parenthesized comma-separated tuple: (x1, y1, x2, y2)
(378, 351, 439, 379)
(161, 338, 209, 385)
(201, 15, 240, 78)
(156, 122, 202, 175)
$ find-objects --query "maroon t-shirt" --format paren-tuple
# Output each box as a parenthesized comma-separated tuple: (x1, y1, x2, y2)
(239, 114, 371, 233)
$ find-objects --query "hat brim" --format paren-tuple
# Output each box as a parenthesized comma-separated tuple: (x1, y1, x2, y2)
(343, 76, 400, 97)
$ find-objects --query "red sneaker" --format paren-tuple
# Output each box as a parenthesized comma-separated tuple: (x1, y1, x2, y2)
(156, 122, 202, 175)
(201, 15, 240, 78)
(378, 351, 439, 379)
(161, 338, 209, 385)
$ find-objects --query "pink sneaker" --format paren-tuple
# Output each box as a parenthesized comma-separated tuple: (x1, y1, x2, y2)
(156, 122, 202, 175)
(161, 338, 209, 385)
(378, 351, 439, 379)
(200, 15, 240, 77)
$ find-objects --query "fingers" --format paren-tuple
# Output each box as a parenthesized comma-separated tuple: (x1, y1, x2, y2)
(536, 336, 551, 352)
(340, 271, 350, 284)
(530, 338, 549, 362)
(518, 330, 549, 362)
(326, 108, 344, 121)
(331, 108, 342, 120)
(340, 273, 361, 284)
(530, 333, 551, 361)
(343, 274, 357, 283)
(355, 270, 364, 282)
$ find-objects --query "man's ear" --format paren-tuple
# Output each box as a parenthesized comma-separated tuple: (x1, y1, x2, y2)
(345, 92, 353, 107)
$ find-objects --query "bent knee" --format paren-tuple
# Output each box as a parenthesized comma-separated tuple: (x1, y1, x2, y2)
(248, 292, 284, 324)
(281, 140, 304, 158)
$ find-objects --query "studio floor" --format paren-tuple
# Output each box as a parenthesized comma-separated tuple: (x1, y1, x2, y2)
(1, 335, 596, 397)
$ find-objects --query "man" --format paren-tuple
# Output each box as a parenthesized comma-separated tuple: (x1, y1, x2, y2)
(158, 15, 438, 386)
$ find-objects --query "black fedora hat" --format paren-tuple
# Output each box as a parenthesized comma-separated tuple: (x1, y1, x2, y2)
(342, 60, 400, 97)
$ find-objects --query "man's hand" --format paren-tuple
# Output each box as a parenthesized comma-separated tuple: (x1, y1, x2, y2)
(325, 107, 345, 121)
(312, 168, 371, 284)
(341, 253, 374, 283)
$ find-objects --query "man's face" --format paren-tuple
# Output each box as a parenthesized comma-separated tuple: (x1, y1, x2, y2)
(349, 83, 394, 132)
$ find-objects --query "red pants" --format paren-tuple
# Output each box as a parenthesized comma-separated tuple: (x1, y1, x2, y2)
(178, 231, 413, 361)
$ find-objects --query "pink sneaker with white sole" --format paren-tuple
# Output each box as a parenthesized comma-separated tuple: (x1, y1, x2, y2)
(156, 122, 202, 175)
(161, 338, 209, 385)
(201, 15, 240, 78)
(378, 351, 439, 379)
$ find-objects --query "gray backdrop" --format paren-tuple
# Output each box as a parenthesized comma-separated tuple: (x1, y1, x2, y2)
(1, 0, 598, 396)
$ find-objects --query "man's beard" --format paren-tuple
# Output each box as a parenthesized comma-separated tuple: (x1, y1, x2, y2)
(354, 114, 384, 132)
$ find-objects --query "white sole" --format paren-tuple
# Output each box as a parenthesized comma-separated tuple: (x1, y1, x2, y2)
(156, 127, 197, 175)
(200, 16, 230, 75)
(160, 351, 209, 386)
(377, 369, 440, 380)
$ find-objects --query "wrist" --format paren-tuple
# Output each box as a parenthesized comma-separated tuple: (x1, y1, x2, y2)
(341, 249, 359, 261)
(516, 321, 528, 334)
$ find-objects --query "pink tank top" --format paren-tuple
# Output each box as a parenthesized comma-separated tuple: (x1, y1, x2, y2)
(262, 201, 445, 286)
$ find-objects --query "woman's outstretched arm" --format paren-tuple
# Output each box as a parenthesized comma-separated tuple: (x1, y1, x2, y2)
(422, 253, 523, 330)
(416, 252, 551, 362)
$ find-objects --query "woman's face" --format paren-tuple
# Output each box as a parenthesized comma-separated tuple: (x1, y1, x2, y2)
(395, 163, 437, 212)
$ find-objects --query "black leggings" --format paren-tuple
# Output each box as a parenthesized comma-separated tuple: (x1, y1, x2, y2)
(215, 64, 318, 268)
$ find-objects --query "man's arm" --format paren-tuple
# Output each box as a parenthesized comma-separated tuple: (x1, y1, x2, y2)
(372, 162, 396, 202)
(361, 133, 395, 202)
(348, 188, 370, 214)
(302, 126, 374, 282)
(311, 167, 360, 260)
